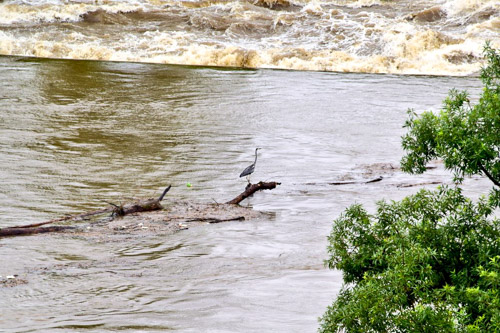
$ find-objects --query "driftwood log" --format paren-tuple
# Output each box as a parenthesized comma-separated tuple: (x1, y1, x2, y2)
(327, 176, 383, 185)
(226, 181, 281, 204)
(0, 226, 74, 237)
(0, 182, 282, 238)
(0, 186, 171, 238)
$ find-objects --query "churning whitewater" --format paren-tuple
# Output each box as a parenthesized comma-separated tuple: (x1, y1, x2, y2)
(0, 0, 498, 75)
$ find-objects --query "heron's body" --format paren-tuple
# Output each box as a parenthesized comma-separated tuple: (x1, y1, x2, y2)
(240, 148, 260, 183)
(239, 164, 255, 178)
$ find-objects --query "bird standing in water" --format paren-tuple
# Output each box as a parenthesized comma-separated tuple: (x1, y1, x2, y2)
(240, 148, 261, 184)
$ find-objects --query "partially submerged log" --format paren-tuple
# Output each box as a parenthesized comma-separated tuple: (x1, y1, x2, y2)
(226, 181, 281, 204)
(99, 185, 171, 217)
(184, 216, 246, 224)
(0, 226, 74, 237)
(0, 185, 171, 238)
(328, 176, 383, 185)
(110, 197, 165, 217)
(397, 181, 443, 188)
(0, 182, 282, 238)
(5, 207, 114, 229)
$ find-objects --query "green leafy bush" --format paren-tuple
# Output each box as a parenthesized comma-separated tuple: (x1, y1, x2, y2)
(401, 44, 500, 186)
(320, 45, 500, 332)
(321, 187, 500, 332)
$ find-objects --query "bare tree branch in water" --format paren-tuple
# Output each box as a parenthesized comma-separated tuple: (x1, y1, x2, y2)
(226, 181, 281, 205)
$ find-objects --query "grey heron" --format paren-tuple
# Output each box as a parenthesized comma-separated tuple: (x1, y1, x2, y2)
(239, 148, 261, 183)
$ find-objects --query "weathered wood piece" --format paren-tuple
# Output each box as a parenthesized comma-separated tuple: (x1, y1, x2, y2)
(0, 226, 74, 237)
(0, 185, 171, 238)
(7, 207, 114, 230)
(0, 182, 282, 238)
(397, 181, 443, 188)
(226, 181, 281, 205)
(112, 197, 164, 217)
(184, 216, 246, 223)
(327, 176, 383, 185)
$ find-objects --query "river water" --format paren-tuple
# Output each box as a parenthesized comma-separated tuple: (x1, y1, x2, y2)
(0, 0, 497, 331)
(0, 55, 490, 332)
(0, 0, 499, 75)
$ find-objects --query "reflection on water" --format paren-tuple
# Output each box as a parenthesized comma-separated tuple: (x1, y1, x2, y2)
(0, 56, 486, 332)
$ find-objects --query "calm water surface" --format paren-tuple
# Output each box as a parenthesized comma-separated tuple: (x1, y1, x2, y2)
(0, 56, 486, 332)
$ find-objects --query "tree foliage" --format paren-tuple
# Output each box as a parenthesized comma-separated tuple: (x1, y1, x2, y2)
(320, 45, 500, 332)
(401, 44, 500, 186)
(321, 187, 500, 332)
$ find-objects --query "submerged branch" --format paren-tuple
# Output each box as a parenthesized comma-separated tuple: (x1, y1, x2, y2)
(184, 216, 245, 223)
(7, 207, 114, 230)
(327, 176, 383, 186)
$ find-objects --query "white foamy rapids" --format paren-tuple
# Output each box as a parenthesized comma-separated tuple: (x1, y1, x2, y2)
(335, 0, 383, 9)
(0, 0, 499, 75)
(0, 1, 149, 25)
(443, 0, 496, 16)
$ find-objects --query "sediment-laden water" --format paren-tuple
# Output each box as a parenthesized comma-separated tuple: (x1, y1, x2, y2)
(0, 0, 497, 331)
(0, 56, 490, 332)
(0, 0, 498, 75)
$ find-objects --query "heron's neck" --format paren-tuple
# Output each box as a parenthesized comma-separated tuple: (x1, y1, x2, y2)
(254, 150, 259, 164)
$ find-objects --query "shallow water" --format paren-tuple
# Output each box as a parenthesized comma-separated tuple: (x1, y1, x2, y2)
(0, 56, 489, 332)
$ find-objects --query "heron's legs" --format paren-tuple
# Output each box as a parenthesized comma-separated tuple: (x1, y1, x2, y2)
(246, 175, 251, 184)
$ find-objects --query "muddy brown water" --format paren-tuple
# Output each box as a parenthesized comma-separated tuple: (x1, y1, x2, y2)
(0, 56, 489, 332)
(1, 0, 499, 75)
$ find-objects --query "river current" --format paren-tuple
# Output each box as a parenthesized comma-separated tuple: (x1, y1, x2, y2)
(0, 0, 497, 330)
(0, 55, 490, 331)
(0, 0, 499, 75)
